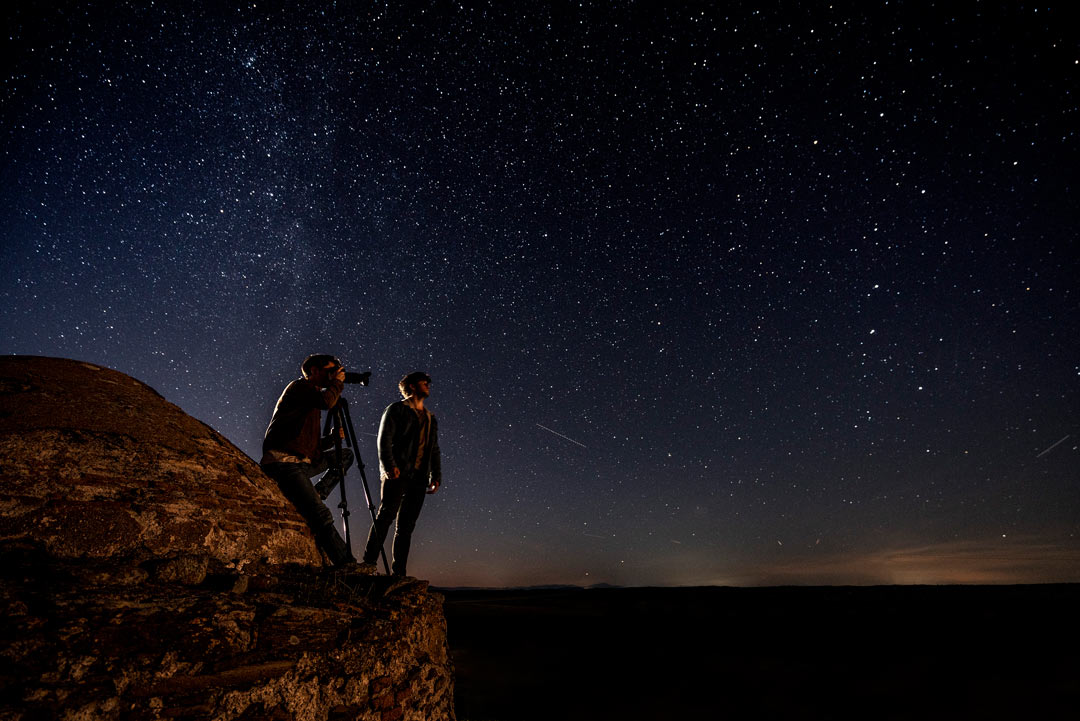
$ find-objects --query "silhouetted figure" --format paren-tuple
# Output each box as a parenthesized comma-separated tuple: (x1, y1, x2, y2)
(362, 371, 442, 576)
(261, 354, 355, 566)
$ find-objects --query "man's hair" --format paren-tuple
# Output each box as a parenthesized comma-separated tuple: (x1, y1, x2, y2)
(398, 371, 431, 398)
(301, 354, 340, 378)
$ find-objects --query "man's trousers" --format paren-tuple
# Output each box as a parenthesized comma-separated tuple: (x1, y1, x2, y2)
(362, 470, 427, 575)
(262, 448, 354, 565)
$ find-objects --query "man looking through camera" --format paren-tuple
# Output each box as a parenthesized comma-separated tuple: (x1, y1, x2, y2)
(361, 371, 442, 576)
(261, 354, 355, 566)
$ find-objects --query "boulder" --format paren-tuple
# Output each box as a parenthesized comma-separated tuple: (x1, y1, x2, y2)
(0, 355, 321, 569)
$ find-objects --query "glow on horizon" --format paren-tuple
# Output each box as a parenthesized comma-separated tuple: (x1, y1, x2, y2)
(417, 536, 1080, 588)
(706, 538, 1080, 588)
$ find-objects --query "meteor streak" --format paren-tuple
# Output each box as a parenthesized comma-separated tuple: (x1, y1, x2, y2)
(1036, 434, 1071, 458)
(535, 423, 587, 448)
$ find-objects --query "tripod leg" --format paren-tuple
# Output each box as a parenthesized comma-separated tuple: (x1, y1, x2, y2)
(325, 405, 354, 555)
(337, 400, 391, 575)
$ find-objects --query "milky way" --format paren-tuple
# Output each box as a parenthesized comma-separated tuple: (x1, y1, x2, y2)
(3, 2, 1077, 586)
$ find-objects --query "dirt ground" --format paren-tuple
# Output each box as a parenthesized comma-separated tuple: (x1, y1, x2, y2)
(441, 584, 1080, 720)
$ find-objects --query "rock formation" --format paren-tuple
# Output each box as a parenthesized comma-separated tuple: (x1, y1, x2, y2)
(0, 356, 456, 720)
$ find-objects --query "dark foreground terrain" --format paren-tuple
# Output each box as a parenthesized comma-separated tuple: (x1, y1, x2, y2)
(441, 584, 1079, 720)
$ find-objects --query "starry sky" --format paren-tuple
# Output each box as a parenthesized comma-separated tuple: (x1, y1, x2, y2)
(3, 1, 1078, 587)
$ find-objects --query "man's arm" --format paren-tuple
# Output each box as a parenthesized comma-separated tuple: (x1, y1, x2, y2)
(427, 416, 441, 493)
(295, 377, 344, 411)
(314, 368, 345, 410)
(377, 404, 400, 480)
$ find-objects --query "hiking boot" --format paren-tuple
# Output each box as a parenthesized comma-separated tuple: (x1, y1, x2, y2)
(314, 474, 340, 500)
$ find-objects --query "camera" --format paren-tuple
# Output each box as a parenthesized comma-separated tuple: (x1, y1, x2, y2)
(326, 358, 370, 385)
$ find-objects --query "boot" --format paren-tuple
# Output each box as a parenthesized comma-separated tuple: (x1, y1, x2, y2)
(316, 525, 354, 566)
(313, 472, 341, 500)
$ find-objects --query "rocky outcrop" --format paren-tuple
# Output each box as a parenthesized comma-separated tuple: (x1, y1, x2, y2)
(0, 357, 455, 720)
(0, 356, 321, 568)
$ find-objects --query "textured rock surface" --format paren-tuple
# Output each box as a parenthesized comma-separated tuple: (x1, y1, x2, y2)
(0, 357, 456, 720)
(0, 355, 321, 568)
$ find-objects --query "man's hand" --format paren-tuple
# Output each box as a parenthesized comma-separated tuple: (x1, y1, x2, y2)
(333, 365, 346, 383)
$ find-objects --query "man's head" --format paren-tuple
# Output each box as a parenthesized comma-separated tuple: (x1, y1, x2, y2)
(398, 371, 432, 399)
(301, 354, 341, 385)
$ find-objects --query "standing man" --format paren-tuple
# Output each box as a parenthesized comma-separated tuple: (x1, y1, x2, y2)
(262, 354, 355, 566)
(362, 371, 442, 576)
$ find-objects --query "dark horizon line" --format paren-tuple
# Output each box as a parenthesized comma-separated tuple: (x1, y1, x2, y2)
(433, 580, 1080, 593)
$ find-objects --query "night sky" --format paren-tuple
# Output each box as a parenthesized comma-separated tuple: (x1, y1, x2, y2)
(3, 1, 1077, 587)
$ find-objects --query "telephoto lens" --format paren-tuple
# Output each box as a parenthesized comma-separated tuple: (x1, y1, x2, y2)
(343, 371, 371, 385)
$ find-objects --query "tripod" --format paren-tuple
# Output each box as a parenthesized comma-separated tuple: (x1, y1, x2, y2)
(323, 397, 390, 574)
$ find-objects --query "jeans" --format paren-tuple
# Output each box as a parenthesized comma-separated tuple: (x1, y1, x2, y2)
(363, 470, 428, 575)
(262, 448, 354, 565)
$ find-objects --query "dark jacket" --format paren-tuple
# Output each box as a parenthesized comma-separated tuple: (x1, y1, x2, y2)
(377, 400, 441, 484)
(262, 377, 343, 464)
